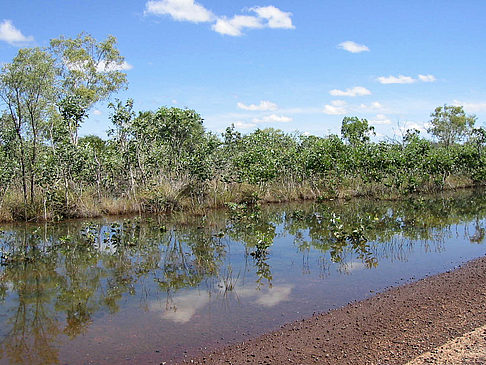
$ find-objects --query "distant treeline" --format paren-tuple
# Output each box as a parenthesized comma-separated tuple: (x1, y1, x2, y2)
(1, 34, 485, 221)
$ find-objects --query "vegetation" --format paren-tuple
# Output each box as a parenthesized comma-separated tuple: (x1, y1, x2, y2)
(0, 34, 485, 222)
(0, 189, 485, 363)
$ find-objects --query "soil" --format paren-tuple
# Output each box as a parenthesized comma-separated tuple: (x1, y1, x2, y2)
(182, 255, 486, 364)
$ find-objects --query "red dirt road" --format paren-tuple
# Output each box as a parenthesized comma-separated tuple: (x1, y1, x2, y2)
(183, 255, 486, 364)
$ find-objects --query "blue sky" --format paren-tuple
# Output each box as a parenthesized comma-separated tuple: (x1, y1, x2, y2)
(1, 0, 486, 140)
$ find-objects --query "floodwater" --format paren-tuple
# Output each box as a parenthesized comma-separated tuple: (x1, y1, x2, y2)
(0, 190, 485, 364)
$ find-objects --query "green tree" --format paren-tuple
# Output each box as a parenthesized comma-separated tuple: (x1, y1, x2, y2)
(0, 48, 57, 206)
(50, 33, 128, 108)
(340, 117, 375, 146)
(427, 105, 476, 147)
(50, 33, 129, 146)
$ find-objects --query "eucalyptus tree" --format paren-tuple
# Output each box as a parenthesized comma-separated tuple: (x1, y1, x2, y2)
(0, 48, 57, 206)
(49, 33, 129, 145)
(427, 105, 476, 148)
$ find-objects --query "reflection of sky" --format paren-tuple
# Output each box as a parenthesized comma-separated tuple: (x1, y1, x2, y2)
(339, 261, 366, 273)
(149, 284, 293, 324)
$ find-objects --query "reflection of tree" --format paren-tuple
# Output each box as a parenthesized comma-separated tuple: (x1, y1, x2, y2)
(283, 190, 486, 270)
(0, 189, 485, 363)
(468, 218, 486, 244)
(225, 204, 278, 287)
(0, 229, 61, 365)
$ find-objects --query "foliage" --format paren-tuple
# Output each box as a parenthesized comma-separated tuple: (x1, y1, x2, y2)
(0, 34, 485, 222)
(427, 105, 476, 147)
(340, 116, 375, 146)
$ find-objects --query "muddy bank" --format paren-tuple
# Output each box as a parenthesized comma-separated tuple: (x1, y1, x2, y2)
(183, 255, 486, 364)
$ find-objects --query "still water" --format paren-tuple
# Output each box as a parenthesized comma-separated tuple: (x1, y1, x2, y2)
(0, 190, 485, 364)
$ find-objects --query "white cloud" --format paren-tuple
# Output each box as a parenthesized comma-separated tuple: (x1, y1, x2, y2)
(150, 291, 210, 324)
(329, 86, 371, 97)
(145, 2, 294, 36)
(338, 41, 369, 53)
(250, 6, 295, 29)
(359, 101, 384, 111)
(340, 261, 366, 273)
(370, 114, 391, 125)
(323, 100, 348, 115)
(67, 60, 133, 73)
(0, 20, 34, 45)
(145, 0, 214, 23)
(93, 109, 102, 116)
(394, 121, 428, 136)
(254, 285, 292, 307)
(212, 15, 263, 36)
(377, 75, 416, 84)
(149, 284, 293, 323)
(253, 114, 293, 123)
(237, 100, 277, 111)
(96, 60, 133, 72)
(418, 74, 436, 82)
(234, 121, 257, 129)
(377, 74, 436, 84)
(452, 100, 486, 113)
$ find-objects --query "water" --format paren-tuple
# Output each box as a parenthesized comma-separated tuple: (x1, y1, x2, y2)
(0, 190, 485, 364)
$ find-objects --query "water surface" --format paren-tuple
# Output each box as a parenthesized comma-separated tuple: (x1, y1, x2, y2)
(0, 190, 485, 364)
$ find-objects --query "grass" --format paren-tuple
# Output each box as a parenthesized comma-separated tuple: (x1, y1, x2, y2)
(0, 174, 482, 223)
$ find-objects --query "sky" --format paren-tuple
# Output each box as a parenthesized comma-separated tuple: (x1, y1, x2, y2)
(1, 0, 486, 140)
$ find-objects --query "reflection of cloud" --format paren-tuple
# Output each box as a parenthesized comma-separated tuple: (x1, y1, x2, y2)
(341, 261, 365, 273)
(149, 291, 210, 324)
(254, 285, 292, 307)
(149, 284, 293, 323)
(6, 281, 14, 293)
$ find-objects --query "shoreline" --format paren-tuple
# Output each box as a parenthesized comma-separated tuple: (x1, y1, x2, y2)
(183, 255, 486, 364)
(1, 184, 482, 225)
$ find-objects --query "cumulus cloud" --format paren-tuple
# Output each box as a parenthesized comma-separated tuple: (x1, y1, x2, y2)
(145, 0, 214, 23)
(418, 74, 436, 82)
(338, 41, 369, 53)
(394, 121, 428, 136)
(359, 101, 384, 111)
(377, 75, 415, 84)
(369, 114, 391, 125)
(237, 100, 278, 111)
(212, 15, 263, 36)
(213, 6, 294, 36)
(96, 60, 133, 72)
(67, 60, 133, 73)
(377, 74, 437, 84)
(453, 100, 486, 112)
(253, 114, 293, 123)
(234, 121, 257, 129)
(250, 6, 295, 29)
(329, 86, 371, 97)
(93, 109, 102, 116)
(0, 20, 34, 45)
(145, 1, 294, 36)
(323, 100, 348, 115)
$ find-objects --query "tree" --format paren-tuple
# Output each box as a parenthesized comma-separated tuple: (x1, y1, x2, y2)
(340, 117, 375, 146)
(50, 33, 128, 105)
(0, 48, 57, 206)
(50, 33, 129, 145)
(427, 105, 476, 147)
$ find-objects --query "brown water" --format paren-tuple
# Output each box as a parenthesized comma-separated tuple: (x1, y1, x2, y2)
(0, 190, 485, 364)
